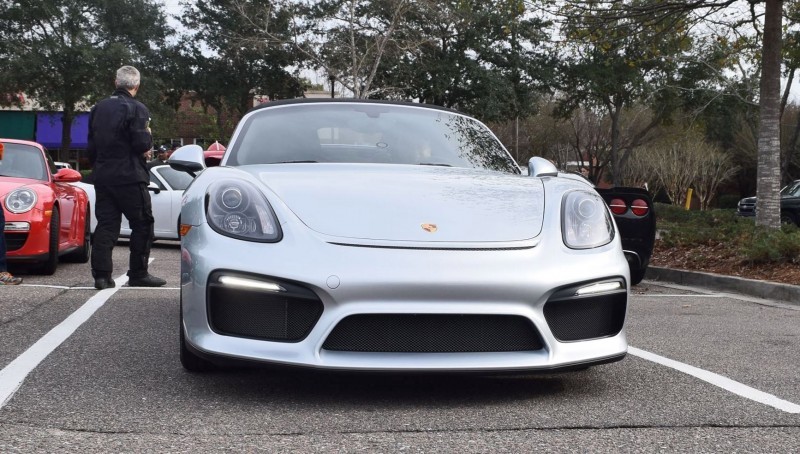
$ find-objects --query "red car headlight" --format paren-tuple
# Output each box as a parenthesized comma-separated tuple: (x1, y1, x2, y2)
(5, 188, 38, 214)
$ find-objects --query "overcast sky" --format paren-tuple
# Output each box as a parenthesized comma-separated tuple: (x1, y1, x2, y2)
(161, 0, 181, 16)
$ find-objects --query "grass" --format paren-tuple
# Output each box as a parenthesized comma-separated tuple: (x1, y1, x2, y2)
(654, 203, 800, 264)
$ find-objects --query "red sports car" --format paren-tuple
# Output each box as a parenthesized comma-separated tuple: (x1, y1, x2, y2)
(1, 139, 91, 275)
(203, 142, 226, 167)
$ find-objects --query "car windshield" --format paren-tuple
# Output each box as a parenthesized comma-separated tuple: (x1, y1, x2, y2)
(0, 142, 47, 181)
(781, 181, 800, 197)
(227, 103, 520, 174)
(154, 165, 194, 190)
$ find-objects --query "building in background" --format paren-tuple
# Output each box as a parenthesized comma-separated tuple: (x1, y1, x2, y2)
(1, 88, 326, 169)
(0, 109, 89, 170)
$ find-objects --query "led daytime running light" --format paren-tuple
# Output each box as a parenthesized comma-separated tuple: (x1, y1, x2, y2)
(218, 275, 286, 292)
(575, 281, 623, 296)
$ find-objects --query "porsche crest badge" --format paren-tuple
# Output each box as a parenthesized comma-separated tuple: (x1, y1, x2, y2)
(421, 223, 438, 233)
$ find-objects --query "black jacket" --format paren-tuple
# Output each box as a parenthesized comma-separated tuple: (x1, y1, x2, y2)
(87, 89, 152, 185)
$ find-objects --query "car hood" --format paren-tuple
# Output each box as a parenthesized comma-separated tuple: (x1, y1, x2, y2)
(0, 178, 44, 198)
(249, 164, 545, 243)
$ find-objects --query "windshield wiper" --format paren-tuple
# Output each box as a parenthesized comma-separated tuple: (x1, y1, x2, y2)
(418, 162, 452, 167)
(273, 160, 318, 164)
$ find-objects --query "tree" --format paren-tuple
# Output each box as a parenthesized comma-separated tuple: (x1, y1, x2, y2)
(382, 0, 552, 121)
(312, 0, 417, 98)
(552, 0, 785, 228)
(555, 0, 699, 186)
(641, 133, 701, 207)
(755, 0, 783, 228)
(780, 4, 800, 184)
(0, 0, 166, 155)
(538, 105, 613, 184)
(180, 0, 304, 124)
(226, 0, 418, 99)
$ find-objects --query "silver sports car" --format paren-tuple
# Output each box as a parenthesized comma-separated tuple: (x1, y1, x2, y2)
(171, 99, 630, 373)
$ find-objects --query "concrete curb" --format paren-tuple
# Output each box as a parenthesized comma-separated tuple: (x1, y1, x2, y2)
(645, 266, 800, 305)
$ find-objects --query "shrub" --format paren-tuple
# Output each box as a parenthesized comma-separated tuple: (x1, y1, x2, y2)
(717, 194, 741, 209)
(742, 227, 800, 263)
(654, 203, 800, 264)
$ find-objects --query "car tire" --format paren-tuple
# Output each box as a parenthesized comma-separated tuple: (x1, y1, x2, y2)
(629, 265, 647, 286)
(180, 298, 216, 372)
(37, 207, 60, 275)
(63, 207, 91, 263)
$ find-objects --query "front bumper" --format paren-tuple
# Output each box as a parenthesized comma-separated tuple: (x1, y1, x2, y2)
(181, 221, 630, 371)
(4, 208, 52, 260)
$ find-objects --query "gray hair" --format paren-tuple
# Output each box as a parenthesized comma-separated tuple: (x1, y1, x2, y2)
(115, 66, 141, 90)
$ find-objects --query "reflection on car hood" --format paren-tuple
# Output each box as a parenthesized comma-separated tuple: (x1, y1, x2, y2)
(251, 164, 545, 243)
(0, 178, 43, 198)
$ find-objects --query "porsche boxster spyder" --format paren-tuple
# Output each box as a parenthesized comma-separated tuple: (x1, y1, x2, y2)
(171, 99, 632, 373)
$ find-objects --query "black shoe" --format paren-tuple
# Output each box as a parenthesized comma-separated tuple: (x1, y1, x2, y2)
(94, 277, 116, 290)
(128, 274, 166, 287)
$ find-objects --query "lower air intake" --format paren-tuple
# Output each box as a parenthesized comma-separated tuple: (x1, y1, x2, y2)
(207, 273, 323, 342)
(544, 290, 627, 342)
(4, 233, 27, 252)
(322, 314, 543, 353)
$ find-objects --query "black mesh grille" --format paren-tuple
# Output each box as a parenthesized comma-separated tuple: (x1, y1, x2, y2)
(4, 233, 27, 252)
(322, 314, 543, 353)
(207, 275, 322, 342)
(543, 292, 627, 342)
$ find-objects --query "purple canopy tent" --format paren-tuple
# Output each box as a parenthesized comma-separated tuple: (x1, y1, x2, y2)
(35, 112, 90, 149)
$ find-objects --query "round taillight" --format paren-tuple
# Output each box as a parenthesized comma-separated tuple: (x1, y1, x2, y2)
(631, 199, 649, 216)
(609, 198, 627, 215)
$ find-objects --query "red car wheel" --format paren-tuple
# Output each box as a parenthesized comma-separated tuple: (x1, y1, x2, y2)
(36, 207, 60, 275)
(64, 206, 91, 263)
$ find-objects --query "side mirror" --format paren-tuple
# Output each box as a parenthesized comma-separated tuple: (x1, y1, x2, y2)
(53, 168, 82, 183)
(147, 181, 161, 194)
(527, 157, 558, 177)
(169, 144, 206, 177)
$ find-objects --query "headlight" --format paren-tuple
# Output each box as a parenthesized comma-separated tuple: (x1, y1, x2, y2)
(206, 179, 282, 242)
(5, 188, 38, 214)
(562, 190, 613, 249)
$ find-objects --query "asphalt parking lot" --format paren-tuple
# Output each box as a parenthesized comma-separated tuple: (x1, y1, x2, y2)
(0, 242, 799, 452)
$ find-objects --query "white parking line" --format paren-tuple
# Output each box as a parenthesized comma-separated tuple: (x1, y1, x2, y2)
(637, 281, 800, 311)
(633, 294, 726, 298)
(3, 274, 797, 414)
(629, 346, 800, 414)
(0, 271, 129, 409)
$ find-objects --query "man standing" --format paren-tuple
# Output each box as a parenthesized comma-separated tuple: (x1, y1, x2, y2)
(87, 65, 166, 289)
(147, 145, 169, 169)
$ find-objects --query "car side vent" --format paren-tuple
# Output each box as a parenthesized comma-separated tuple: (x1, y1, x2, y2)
(543, 281, 627, 342)
(207, 272, 323, 342)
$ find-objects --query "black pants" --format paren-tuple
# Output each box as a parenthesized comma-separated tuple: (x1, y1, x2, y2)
(91, 183, 154, 279)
